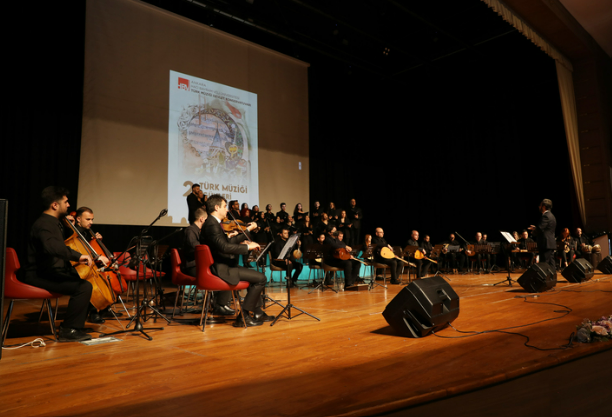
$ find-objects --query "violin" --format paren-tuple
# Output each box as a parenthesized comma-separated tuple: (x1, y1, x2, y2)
(221, 218, 248, 233)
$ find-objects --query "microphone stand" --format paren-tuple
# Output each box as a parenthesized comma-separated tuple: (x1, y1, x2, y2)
(454, 231, 470, 275)
(101, 209, 171, 340)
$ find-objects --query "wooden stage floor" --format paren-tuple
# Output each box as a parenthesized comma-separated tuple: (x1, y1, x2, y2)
(2, 270, 612, 416)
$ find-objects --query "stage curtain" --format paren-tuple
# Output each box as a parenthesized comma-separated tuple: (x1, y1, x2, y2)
(556, 61, 586, 227)
(480, 0, 573, 71)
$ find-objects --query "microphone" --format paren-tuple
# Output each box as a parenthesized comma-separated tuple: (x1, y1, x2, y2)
(160, 209, 168, 217)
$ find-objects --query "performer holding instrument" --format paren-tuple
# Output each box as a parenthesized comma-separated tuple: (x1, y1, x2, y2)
(406, 230, 430, 279)
(372, 227, 403, 284)
(22, 187, 108, 342)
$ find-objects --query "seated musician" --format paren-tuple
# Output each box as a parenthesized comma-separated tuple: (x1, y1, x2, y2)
(471, 232, 490, 273)
(182, 208, 234, 316)
(74, 206, 119, 322)
(307, 233, 327, 270)
(21, 186, 108, 342)
(517, 230, 535, 267)
(200, 195, 273, 327)
(441, 233, 465, 274)
(574, 227, 592, 259)
(557, 227, 576, 268)
(323, 225, 361, 287)
(422, 235, 438, 273)
(372, 227, 402, 285)
(481, 233, 497, 271)
(406, 230, 430, 279)
(270, 227, 303, 287)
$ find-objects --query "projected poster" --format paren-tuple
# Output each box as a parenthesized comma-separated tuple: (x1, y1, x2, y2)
(168, 70, 258, 224)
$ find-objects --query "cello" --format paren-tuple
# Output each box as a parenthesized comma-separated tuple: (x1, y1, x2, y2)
(63, 218, 116, 311)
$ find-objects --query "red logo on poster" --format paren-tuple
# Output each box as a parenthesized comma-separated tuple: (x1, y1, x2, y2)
(178, 77, 190, 91)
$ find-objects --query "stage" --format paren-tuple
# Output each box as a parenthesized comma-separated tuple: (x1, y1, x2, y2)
(2, 270, 612, 416)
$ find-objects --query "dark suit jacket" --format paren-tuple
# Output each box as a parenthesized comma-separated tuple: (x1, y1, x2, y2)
(200, 215, 249, 285)
(533, 210, 557, 250)
(186, 193, 202, 224)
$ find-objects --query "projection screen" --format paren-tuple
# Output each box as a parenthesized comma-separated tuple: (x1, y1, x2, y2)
(79, 0, 309, 226)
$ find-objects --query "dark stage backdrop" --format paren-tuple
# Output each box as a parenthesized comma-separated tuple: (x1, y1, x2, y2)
(309, 30, 577, 247)
(1, 3, 577, 263)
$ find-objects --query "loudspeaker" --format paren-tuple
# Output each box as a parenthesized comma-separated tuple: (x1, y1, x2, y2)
(382, 276, 460, 338)
(596, 256, 612, 274)
(562, 258, 594, 283)
(517, 262, 557, 292)
(0, 199, 7, 360)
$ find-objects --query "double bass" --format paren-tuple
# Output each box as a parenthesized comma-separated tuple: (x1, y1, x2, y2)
(63, 218, 116, 311)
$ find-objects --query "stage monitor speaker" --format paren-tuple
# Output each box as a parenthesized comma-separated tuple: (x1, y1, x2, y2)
(0, 199, 7, 360)
(596, 256, 612, 274)
(562, 258, 594, 283)
(382, 276, 459, 338)
(517, 263, 557, 293)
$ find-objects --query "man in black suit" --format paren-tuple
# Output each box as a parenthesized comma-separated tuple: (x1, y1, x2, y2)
(323, 225, 361, 287)
(22, 186, 97, 342)
(186, 183, 204, 224)
(348, 199, 363, 246)
(200, 195, 273, 327)
(406, 230, 430, 279)
(372, 227, 402, 284)
(528, 199, 557, 272)
(270, 227, 303, 287)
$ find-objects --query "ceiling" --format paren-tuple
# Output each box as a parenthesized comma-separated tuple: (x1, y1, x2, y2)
(142, 0, 610, 81)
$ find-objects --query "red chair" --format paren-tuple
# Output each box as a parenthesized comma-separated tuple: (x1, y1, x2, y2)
(195, 245, 250, 331)
(114, 252, 156, 303)
(169, 248, 197, 319)
(2, 248, 62, 345)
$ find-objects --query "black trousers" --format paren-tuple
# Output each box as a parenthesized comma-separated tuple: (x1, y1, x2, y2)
(539, 249, 556, 272)
(374, 257, 402, 282)
(326, 258, 361, 286)
(21, 272, 92, 329)
(230, 267, 267, 312)
(411, 258, 430, 279)
(272, 260, 303, 282)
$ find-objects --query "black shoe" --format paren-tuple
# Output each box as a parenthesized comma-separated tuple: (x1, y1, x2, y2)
(58, 326, 92, 342)
(233, 313, 263, 327)
(390, 280, 400, 285)
(253, 312, 275, 322)
(100, 309, 123, 318)
(88, 312, 105, 324)
(213, 305, 236, 316)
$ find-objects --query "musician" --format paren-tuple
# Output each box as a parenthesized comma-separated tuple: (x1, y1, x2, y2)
(250, 205, 260, 221)
(336, 210, 353, 246)
(201, 194, 273, 326)
(528, 199, 557, 272)
(307, 232, 327, 270)
(276, 202, 289, 223)
(372, 228, 402, 284)
(187, 184, 202, 223)
(517, 230, 535, 267)
(270, 215, 284, 238)
(471, 232, 489, 273)
(74, 206, 117, 321)
(297, 215, 314, 247)
(326, 202, 339, 223)
(481, 234, 497, 271)
(323, 225, 361, 287)
(441, 233, 465, 274)
(183, 208, 234, 316)
(557, 227, 576, 268)
(22, 187, 96, 342)
(422, 235, 438, 273)
(270, 227, 303, 287)
(314, 212, 331, 237)
(406, 230, 430, 279)
(293, 203, 306, 223)
(263, 204, 275, 223)
(311, 201, 323, 224)
(574, 228, 592, 259)
(228, 200, 241, 222)
(348, 199, 363, 246)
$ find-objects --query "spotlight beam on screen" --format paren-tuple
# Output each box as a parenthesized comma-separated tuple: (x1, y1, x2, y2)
(168, 71, 259, 223)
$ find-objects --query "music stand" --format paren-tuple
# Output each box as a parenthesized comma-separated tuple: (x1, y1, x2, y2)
(270, 234, 320, 326)
(101, 210, 171, 340)
(255, 242, 286, 310)
(491, 231, 518, 287)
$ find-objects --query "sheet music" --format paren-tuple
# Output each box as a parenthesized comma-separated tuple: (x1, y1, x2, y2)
(500, 231, 516, 243)
(278, 233, 301, 259)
